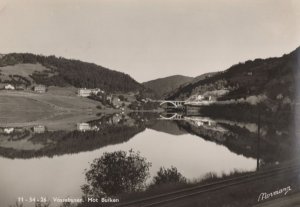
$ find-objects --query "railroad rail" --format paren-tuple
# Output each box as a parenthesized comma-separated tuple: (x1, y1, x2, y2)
(115, 163, 300, 207)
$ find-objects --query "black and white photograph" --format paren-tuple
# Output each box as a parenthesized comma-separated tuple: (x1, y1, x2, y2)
(0, 0, 300, 206)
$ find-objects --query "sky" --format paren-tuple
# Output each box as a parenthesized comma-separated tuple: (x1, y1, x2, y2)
(0, 0, 300, 82)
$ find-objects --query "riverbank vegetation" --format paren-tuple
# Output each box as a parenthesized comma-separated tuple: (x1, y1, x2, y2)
(77, 150, 300, 207)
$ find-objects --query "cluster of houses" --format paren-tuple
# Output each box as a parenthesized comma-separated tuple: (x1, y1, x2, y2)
(76, 114, 123, 132)
(77, 88, 122, 108)
(2, 84, 123, 108)
(1, 84, 47, 93)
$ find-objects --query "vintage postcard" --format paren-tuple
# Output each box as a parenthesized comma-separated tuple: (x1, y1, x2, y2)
(0, 0, 299, 207)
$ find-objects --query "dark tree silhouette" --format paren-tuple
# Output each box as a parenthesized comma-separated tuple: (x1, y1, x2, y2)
(152, 166, 186, 186)
(82, 150, 151, 197)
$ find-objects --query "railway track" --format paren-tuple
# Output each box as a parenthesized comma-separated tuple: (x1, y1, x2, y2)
(116, 163, 300, 207)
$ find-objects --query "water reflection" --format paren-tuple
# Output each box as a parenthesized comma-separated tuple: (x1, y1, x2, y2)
(76, 123, 99, 132)
(33, 125, 46, 134)
(0, 112, 296, 164)
(0, 113, 147, 159)
(0, 112, 297, 206)
(159, 112, 296, 167)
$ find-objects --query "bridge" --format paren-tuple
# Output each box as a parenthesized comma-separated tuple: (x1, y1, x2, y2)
(154, 100, 213, 108)
(158, 113, 214, 123)
(158, 100, 186, 108)
(159, 113, 184, 120)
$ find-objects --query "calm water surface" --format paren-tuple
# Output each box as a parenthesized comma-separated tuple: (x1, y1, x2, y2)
(0, 113, 294, 207)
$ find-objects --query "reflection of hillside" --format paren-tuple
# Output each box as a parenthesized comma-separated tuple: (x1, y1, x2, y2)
(0, 123, 145, 159)
(148, 120, 187, 135)
(0, 127, 31, 140)
(178, 117, 294, 164)
(0, 127, 44, 151)
(179, 120, 229, 144)
(126, 112, 187, 135)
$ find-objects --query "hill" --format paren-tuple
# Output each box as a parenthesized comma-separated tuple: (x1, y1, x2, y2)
(0, 53, 144, 93)
(166, 72, 219, 99)
(142, 75, 193, 98)
(192, 72, 219, 84)
(168, 46, 300, 103)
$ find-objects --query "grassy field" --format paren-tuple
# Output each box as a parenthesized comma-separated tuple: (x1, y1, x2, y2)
(0, 90, 100, 126)
(0, 95, 55, 123)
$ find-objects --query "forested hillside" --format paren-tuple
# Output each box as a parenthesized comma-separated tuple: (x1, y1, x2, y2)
(0, 53, 144, 93)
(169, 47, 300, 102)
(142, 75, 193, 98)
(165, 72, 219, 99)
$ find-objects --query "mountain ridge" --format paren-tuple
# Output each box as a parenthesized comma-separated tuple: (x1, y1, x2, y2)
(142, 75, 193, 99)
(0, 53, 144, 93)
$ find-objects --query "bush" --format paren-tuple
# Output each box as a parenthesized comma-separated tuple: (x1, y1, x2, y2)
(151, 166, 187, 186)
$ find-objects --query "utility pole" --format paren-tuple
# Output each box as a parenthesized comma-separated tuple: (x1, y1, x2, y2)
(257, 104, 261, 172)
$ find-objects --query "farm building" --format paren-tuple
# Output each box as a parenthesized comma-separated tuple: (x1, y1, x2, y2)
(77, 88, 104, 97)
(33, 125, 46, 133)
(195, 94, 212, 101)
(4, 84, 15, 90)
(196, 95, 205, 101)
(3, 128, 14, 134)
(77, 123, 99, 132)
(34, 85, 46, 93)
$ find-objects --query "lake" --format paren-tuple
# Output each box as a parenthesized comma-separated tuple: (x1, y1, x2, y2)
(0, 113, 296, 207)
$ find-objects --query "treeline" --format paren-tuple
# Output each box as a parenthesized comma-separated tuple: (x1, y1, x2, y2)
(0, 53, 144, 92)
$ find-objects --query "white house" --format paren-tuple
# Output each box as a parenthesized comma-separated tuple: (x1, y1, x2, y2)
(196, 95, 205, 101)
(4, 128, 14, 134)
(77, 123, 99, 132)
(33, 125, 46, 133)
(196, 94, 212, 101)
(77, 88, 103, 97)
(34, 85, 46, 93)
(196, 121, 204, 127)
(4, 84, 15, 90)
(77, 123, 91, 131)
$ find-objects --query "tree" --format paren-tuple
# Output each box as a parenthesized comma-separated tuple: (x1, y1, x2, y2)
(118, 95, 125, 101)
(82, 150, 151, 197)
(152, 166, 186, 186)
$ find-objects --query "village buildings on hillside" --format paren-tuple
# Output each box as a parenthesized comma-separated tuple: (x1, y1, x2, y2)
(34, 85, 47, 93)
(77, 88, 104, 97)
